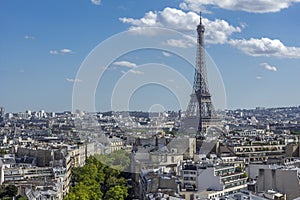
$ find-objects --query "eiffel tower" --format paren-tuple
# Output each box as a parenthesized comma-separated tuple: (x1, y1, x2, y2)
(181, 14, 220, 135)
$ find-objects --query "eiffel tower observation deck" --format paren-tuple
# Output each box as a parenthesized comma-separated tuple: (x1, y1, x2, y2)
(181, 14, 221, 136)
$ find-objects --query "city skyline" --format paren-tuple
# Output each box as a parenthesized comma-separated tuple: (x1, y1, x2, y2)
(1, 0, 300, 112)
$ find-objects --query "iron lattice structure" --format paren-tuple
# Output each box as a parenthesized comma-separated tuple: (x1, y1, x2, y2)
(185, 15, 219, 134)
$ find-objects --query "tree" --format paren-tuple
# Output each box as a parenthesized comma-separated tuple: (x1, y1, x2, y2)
(242, 172, 248, 178)
(17, 195, 27, 200)
(65, 154, 129, 200)
(104, 185, 128, 200)
(95, 149, 130, 171)
(5, 185, 17, 197)
(65, 182, 102, 200)
(0, 184, 18, 199)
(0, 149, 8, 155)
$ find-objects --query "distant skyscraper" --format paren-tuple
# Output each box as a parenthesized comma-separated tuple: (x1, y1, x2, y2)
(0, 107, 5, 117)
(182, 14, 220, 135)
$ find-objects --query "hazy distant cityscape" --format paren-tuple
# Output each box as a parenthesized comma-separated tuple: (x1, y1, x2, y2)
(1, 105, 300, 199)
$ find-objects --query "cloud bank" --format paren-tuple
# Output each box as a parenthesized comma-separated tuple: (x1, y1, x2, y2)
(229, 38, 300, 58)
(120, 7, 241, 44)
(180, 0, 300, 13)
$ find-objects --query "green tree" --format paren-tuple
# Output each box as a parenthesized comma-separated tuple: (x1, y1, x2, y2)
(65, 154, 129, 200)
(65, 182, 101, 200)
(0, 184, 18, 199)
(96, 149, 130, 171)
(104, 185, 128, 200)
(17, 196, 27, 200)
(5, 185, 17, 197)
(0, 149, 8, 155)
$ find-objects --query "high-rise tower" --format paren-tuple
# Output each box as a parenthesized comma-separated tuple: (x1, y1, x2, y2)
(183, 14, 220, 135)
(0, 107, 5, 117)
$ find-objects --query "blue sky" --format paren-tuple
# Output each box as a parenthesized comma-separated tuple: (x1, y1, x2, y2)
(1, 0, 300, 112)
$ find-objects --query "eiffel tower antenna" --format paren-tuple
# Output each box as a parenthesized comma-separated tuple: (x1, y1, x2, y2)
(200, 12, 202, 25)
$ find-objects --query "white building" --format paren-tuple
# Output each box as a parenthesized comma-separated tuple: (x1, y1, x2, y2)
(180, 164, 248, 200)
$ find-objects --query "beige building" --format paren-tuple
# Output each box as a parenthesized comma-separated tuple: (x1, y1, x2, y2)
(227, 144, 285, 163)
(257, 166, 300, 200)
(98, 134, 124, 154)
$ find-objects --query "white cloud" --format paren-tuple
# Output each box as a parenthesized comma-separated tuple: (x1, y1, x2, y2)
(256, 76, 263, 80)
(179, 0, 211, 13)
(60, 49, 73, 54)
(162, 52, 172, 57)
(66, 78, 82, 83)
(50, 48, 73, 55)
(120, 7, 241, 44)
(120, 11, 158, 27)
(204, 18, 241, 44)
(228, 37, 300, 58)
(260, 63, 277, 72)
(240, 22, 247, 29)
(120, 69, 144, 75)
(126, 27, 167, 36)
(24, 35, 35, 40)
(91, 0, 101, 5)
(129, 69, 144, 75)
(49, 50, 58, 55)
(120, 6, 300, 58)
(180, 0, 300, 13)
(113, 61, 137, 68)
(164, 39, 195, 48)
